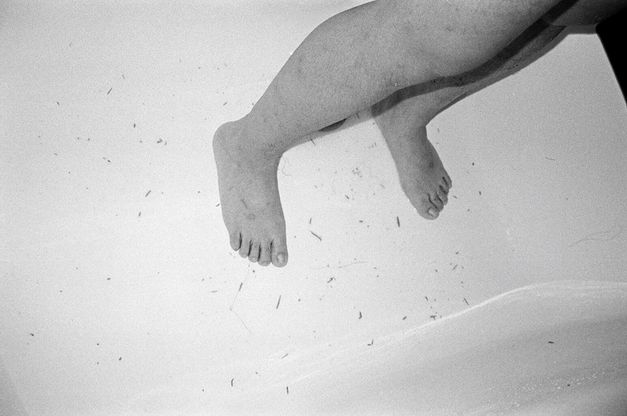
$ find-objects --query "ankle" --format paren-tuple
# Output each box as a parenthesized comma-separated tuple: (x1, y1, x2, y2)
(215, 117, 284, 165)
(241, 112, 290, 159)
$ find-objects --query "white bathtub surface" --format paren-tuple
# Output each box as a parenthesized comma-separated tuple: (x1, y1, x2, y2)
(222, 281, 627, 415)
(1, 1, 626, 415)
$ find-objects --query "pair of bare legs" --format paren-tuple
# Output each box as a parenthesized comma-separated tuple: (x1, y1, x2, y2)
(213, 0, 625, 267)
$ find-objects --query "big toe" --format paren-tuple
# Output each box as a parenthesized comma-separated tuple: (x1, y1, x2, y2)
(271, 238, 288, 267)
(413, 194, 440, 220)
(230, 231, 242, 251)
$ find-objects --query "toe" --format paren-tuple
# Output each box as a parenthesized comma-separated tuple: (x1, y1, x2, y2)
(258, 241, 272, 266)
(249, 241, 260, 263)
(426, 205, 440, 219)
(239, 237, 251, 258)
(438, 187, 448, 205)
(230, 231, 242, 251)
(430, 193, 444, 210)
(416, 196, 439, 220)
(271, 239, 288, 267)
(443, 173, 452, 189)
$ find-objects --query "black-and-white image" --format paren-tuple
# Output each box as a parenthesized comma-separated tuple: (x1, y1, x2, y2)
(1, 0, 626, 414)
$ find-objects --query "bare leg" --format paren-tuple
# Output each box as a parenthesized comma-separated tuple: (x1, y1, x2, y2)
(213, 0, 619, 266)
(372, 20, 567, 219)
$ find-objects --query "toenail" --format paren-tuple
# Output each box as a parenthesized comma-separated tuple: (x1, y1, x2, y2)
(277, 253, 286, 264)
(428, 208, 437, 217)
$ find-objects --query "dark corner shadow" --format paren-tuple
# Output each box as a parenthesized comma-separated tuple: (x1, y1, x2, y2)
(596, 6, 627, 106)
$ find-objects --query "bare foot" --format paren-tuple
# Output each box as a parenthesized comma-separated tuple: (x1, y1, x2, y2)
(213, 120, 288, 267)
(373, 97, 452, 220)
